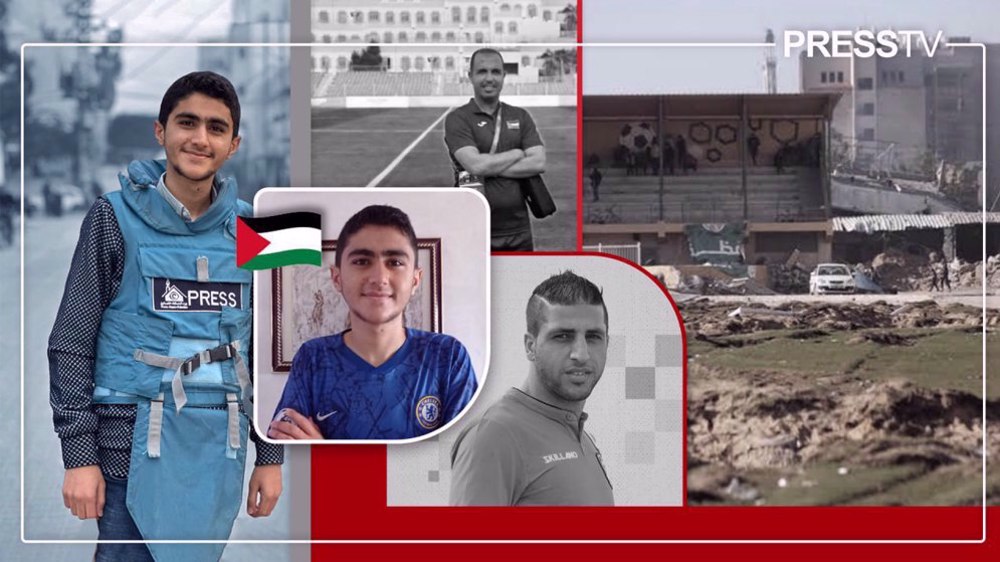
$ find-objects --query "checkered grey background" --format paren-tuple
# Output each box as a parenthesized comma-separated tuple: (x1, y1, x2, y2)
(387, 255, 684, 506)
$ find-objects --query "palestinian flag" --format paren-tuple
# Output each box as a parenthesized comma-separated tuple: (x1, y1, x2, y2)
(237, 212, 322, 270)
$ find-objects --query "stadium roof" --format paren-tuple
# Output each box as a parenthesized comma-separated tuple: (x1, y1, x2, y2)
(583, 93, 842, 120)
(832, 212, 1000, 233)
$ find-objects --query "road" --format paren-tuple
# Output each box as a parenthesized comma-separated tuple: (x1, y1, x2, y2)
(1, 212, 298, 561)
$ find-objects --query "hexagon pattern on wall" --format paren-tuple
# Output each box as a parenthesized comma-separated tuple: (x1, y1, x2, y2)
(770, 119, 800, 144)
(689, 121, 712, 144)
(715, 124, 737, 145)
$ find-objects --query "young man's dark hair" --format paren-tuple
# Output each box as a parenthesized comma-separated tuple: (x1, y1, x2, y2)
(469, 47, 505, 72)
(158, 70, 242, 136)
(334, 204, 419, 267)
(525, 270, 608, 336)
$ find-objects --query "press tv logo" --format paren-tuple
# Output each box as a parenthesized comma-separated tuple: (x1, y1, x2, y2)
(784, 29, 946, 58)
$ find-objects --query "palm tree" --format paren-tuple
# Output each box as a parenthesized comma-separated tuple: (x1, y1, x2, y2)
(553, 48, 576, 75)
(540, 49, 577, 78)
(559, 4, 577, 36)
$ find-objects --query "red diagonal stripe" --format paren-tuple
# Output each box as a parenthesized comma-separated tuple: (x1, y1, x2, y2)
(236, 217, 272, 267)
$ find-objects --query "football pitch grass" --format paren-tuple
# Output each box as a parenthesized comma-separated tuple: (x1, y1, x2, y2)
(311, 106, 579, 250)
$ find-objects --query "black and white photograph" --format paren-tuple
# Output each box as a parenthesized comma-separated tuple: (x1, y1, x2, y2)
(386, 254, 685, 506)
(309, 0, 578, 251)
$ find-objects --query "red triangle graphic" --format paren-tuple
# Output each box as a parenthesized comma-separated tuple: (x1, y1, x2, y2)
(236, 217, 272, 267)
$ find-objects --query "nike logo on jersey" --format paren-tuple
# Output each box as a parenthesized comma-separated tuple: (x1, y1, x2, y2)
(316, 410, 339, 421)
(477, 120, 488, 127)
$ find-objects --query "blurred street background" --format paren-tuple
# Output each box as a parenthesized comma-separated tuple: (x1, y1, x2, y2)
(1, 1, 297, 559)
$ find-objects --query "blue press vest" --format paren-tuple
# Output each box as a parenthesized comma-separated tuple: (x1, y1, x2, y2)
(92, 160, 253, 562)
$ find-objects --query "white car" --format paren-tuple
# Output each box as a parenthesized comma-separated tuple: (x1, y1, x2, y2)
(809, 263, 856, 295)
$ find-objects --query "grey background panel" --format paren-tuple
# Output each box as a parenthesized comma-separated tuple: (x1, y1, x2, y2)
(387, 254, 685, 506)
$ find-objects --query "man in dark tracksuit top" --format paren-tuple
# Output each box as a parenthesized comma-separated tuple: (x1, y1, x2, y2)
(444, 48, 547, 251)
(450, 271, 614, 506)
(49, 71, 283, 562)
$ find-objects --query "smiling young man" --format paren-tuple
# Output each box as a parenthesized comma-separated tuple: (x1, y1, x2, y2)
(48, 71, 283, 562)
(444, 48, 547, 251)
(450, 270, 614, 506)
(267, 205, 478, 440)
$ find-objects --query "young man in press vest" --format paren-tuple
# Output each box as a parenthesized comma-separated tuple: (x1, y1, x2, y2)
(49, 71, 283, 562)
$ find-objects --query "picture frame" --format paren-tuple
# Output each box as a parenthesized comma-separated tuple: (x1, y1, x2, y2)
(271, 238, 441, 372)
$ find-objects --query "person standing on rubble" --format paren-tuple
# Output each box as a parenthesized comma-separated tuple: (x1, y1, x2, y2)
(929, 252, 947, 292)
(939, 256, 952, 291)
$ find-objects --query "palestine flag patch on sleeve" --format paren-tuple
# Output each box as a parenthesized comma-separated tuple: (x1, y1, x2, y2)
(237, 211, 322, 270)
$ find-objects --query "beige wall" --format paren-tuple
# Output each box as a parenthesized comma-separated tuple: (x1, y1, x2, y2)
(584, 118, 824, 170)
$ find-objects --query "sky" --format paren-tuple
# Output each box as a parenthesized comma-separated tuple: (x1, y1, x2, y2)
(19, 0, 999, 109)
(105, 0, 1000, 104)
(583, 0, 999, 94)
(91, 0, 234, 115)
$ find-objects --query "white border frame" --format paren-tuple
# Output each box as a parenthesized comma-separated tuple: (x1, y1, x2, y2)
(18, 40, 987, 545)
(250, 187, 491, 446)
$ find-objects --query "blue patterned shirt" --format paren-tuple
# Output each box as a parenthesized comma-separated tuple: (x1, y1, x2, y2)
(273, 329, 478, 439)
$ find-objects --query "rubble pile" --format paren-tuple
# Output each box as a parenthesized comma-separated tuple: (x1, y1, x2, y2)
(980, 255, 1000, 289)
(950, 260, 980, 288)
(866, 249, 1000, 292)
(685, 296, 998, 505)
(653, 251, 998, 295)
(689, 275, 775, 296)
(679, 299, 994, 337)
(767, 263, 810, 294)
(689, 373, 997, 471)
(650, 265, 776, 296)
(870, 248, 931, 292)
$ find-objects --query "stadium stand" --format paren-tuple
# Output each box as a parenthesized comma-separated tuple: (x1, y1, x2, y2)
(312, 71, 325, 91)
(314, 70, 575, 98)
(587, 167, 822, 224)
(320, 71, 436, 97)
(439, 78, 574, 96)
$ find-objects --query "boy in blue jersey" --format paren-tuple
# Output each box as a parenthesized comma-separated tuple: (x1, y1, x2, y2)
(267, 205, 478, 440)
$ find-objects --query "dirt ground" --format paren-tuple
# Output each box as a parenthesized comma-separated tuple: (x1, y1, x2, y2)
(682, 293, 1000, 506)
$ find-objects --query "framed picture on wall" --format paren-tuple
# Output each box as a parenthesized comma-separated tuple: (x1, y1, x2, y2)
(271, 238, 442, 372)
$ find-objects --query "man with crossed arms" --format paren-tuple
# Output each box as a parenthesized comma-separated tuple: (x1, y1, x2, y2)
(444, 48, 547, 251)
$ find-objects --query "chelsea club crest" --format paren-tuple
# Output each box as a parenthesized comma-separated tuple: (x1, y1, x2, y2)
(415, 395, 443, 430)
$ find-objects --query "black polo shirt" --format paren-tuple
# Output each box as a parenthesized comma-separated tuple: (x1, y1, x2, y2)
(444, 99, 543, 236)
(449, 388, 615, 506)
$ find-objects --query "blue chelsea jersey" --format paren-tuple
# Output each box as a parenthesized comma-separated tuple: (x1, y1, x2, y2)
(274, 328, 478, 439)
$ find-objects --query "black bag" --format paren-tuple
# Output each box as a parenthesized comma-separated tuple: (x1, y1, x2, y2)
(520, 174, 556, 218)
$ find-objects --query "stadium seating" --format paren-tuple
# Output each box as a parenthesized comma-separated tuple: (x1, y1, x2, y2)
(320, 71, 436, 96)
(585, 167, 823, 224)
(315, 70, 576, 98)
(439, 79, 575, 96)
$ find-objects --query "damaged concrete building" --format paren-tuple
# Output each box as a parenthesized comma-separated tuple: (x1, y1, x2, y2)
(832, 212, 1000, 264)
(582, 48, 992, 294)
(582, 93, 840, 271)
